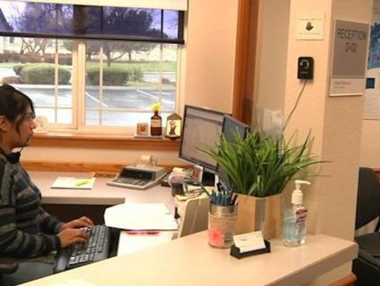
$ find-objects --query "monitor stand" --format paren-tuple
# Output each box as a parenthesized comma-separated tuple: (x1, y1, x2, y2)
(201, 170, 215, 187)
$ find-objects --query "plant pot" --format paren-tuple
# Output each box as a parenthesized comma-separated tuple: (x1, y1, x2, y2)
(235, 193, 281, 240)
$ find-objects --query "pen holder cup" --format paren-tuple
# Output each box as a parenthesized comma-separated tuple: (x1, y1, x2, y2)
(208, 204, 237, 249)
(171, 184, 184, 197)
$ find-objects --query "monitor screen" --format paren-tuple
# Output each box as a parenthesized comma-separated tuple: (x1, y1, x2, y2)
(179, 105, 226, 172)
(222, 115, 251, 144)
(218, 115, 251, 186)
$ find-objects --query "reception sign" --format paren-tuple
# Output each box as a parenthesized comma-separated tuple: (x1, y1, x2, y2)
(330, 20, 370, 96)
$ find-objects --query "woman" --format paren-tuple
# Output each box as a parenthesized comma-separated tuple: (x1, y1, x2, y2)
(0, 84, 93, 285)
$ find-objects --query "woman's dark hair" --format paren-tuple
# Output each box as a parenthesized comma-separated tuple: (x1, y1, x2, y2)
(0, 84, 35, 132)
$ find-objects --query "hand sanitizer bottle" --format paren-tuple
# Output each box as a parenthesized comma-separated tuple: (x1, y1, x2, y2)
(282, 180, 310, 247)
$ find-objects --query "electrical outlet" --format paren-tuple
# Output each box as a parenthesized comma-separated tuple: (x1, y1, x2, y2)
(297, 57, 314, 80)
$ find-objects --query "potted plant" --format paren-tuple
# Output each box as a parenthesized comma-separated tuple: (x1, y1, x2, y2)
(202, 129, 322, 239)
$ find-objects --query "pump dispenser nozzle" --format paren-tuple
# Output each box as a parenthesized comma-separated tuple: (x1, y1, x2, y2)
(291, 180, 311, 205)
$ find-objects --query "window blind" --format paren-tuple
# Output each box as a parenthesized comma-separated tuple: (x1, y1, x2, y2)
(0, 1, 185, 44)
(14, 0, 188, 11)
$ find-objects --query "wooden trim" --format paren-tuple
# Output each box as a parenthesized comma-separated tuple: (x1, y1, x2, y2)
(244, 0, 259, 125)
(233, 0, 252, 122)
(22, 161, 190, 173)
(31, 133, 181, 151)
(328, 273, 356, 286)
(233, 0, 259, 125)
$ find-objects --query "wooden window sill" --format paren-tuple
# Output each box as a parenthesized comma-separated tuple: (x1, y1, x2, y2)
(31, 132, 181, 151)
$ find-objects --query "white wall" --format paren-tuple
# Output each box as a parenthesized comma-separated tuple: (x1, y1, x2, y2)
(253, 0, 372, 284)
(255, 0, 371, 239)
(23, 0, 239, 165)
(254, 0, 290, 116)
(184, 0, 237, 114)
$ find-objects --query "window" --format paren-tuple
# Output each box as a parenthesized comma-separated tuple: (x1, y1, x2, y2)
(0, 1, 184, 134)
(0, 37, 74, 127)
(84, 40, 177, 127)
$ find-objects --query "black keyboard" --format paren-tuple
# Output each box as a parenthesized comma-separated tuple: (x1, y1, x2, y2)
(54, 225, 111, 273)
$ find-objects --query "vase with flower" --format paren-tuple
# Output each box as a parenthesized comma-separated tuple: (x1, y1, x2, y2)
(150, 103, 162, 136)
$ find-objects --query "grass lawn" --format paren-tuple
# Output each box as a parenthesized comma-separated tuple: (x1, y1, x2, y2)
(128, 81, 176, 89)
(86, 61, 177, 72)
(0, 63, 20, 68)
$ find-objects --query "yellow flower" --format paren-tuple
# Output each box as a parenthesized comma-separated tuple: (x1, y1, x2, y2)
(151, 103, 162, 112)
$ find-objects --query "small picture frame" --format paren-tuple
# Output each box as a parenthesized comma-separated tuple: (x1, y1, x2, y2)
(165, 112, 182, 139)
(136, 122, 149, 135)
(191, 165, 204, 183)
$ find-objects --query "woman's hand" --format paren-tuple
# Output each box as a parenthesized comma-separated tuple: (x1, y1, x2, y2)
(60, 216, 94, 232)
(58, 228, 89, 248)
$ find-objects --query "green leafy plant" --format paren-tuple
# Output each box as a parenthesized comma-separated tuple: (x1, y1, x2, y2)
(86, 67, 130, 86)
(127, 66, 144, 82)
(202, 130, 323, 198)
(21, 64, 71, 85)
(13, 64, 25, 76)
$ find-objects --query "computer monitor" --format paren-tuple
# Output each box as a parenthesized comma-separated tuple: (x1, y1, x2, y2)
(221, 115, 251, 144)
(179, 105, 226, 173)
(218, 115, 251, 186)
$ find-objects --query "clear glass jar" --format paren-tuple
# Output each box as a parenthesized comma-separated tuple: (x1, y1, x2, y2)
(208, 204, 237, 248)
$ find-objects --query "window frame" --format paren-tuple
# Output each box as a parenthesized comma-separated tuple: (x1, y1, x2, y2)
(31, 132, 181, 150)
(6, 38, 182, 135)
(28, 37, 184, 150)
(28, 0, 254, 151)
(0, 1, 185, 142)
(73, 40, 182, 135)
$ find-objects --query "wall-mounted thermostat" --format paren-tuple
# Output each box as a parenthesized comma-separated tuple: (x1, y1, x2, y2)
(298, 57, 314, 80)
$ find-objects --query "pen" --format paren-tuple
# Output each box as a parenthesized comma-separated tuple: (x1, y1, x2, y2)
(75, 179, 90, 186)
(198, 181, 212, 198)
(126, 231, 160, 235)
(232, 194, 238, 205)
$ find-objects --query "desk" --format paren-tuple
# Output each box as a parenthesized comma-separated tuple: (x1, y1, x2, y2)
(29, 171, 177, 255)
(22, 231, 357, 286)
(30, 171, 174, 208)
(26, 172, 358, 285)
(30, 171, 175, 224)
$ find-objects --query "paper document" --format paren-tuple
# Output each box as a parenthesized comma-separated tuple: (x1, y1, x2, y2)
(110, 203, 171, 215)
(51, 177, 96, 189)
(117, 230, 174, 256)
(104, 203, 178, 230)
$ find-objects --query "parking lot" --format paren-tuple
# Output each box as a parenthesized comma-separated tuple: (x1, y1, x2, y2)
(12, 85, 176, 126)
(2, 67, 177, 126)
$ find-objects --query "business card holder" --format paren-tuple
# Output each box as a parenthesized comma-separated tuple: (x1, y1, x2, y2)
(230, 240, 271, 259)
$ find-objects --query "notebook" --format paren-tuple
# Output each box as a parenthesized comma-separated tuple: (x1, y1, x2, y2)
(51, 177, 96, 189)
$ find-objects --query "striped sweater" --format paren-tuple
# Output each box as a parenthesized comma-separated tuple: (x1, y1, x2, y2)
(0, 154, 62, 258)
